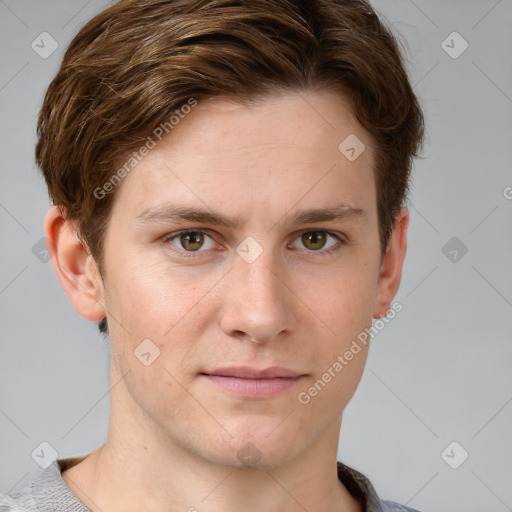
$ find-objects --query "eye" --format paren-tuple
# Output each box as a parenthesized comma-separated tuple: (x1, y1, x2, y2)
(162, 228, 348, 259)
(290, 230, 346, 254)
(163, 230, 216, 254)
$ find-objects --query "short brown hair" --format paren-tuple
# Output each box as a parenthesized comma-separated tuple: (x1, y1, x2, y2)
(35, 0, 425, 336)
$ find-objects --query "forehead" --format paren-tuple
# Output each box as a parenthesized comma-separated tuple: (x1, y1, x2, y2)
(108, 89, 376, 224)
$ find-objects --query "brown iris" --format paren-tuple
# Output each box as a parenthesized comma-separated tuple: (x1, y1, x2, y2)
(301, 231, 327, 250)
(180, 232, 205, 251)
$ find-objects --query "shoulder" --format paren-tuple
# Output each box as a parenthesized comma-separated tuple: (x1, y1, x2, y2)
(0, 458, 85, 512)
(337, 460, 423, 512)
(0, 485, 37, 511)
(0, 468, 46, 512)
(381, 500, 422, 512)
(0, 461, 72, 512)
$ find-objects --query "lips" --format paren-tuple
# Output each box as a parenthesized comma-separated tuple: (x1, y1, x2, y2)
(202, 366, 303, 379)
(200, 366, 306, 398)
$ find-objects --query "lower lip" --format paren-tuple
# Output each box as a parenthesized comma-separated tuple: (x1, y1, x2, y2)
(202, 375, 304, 398)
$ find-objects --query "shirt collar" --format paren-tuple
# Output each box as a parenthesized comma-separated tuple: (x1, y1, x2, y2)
(31, 457, 385, 512)
(337, 460, 384, 512)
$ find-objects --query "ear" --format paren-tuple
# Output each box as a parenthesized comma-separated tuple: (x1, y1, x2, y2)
(373, 207, 409, 319)
(44, 205, 106, 322)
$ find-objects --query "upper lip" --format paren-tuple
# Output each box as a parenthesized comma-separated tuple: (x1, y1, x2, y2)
(202, 366, 304, 379)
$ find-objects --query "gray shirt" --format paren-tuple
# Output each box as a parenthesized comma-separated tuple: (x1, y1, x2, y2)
(0, 456, 421, 512)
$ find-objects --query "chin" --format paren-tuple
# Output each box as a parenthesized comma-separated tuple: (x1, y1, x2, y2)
(195, 422, 304, 470)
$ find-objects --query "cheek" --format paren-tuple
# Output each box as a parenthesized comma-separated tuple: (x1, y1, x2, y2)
(297, 261, 377, 340)
(106, 256, 221, 339)
(296, 326, 370, 417)
(293, 259, 376, 403)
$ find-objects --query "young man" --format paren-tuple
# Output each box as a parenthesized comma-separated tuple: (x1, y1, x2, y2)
(1, 0, 424, 511)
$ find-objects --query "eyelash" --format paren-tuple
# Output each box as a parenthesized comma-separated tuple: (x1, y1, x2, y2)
(161, 229, 349, 259)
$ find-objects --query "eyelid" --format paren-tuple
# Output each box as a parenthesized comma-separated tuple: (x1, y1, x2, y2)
(290, 229, 348, 252)
(161, 228, 218, 249)
(162, 228, 349, 257)
(295, 228, 348, 243)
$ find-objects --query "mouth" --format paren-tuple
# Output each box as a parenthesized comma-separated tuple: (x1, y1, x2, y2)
(200, 366, 307, 398)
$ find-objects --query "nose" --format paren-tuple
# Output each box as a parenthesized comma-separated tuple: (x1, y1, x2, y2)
(219, 248, 297, 344)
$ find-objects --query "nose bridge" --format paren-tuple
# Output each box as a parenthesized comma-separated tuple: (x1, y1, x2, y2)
(245, 252, 282, 301)
(220, 237, 294, 342)
(239, 242, 286, 312)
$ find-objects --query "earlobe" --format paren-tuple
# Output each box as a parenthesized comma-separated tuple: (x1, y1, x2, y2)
(44, 205, 106, 322)
(372, 208, 409, 319)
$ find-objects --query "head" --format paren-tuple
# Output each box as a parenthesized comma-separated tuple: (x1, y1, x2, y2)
(39, 0, 424, 468)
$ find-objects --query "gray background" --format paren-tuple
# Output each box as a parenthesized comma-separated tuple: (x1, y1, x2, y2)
(1, 1, 511, 510)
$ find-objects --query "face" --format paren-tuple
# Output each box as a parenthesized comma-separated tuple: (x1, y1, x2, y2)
(58, 89, 406, 469)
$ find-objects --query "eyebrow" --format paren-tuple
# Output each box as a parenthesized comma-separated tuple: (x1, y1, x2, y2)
(135, 202, 367, 228)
